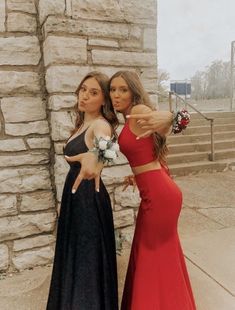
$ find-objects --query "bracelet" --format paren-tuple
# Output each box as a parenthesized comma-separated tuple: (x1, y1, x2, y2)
(88, 136, 119, 164)
(171, 109, 190, 134)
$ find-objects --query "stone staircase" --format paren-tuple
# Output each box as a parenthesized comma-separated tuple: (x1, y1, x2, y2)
(167, 112, 235, 176)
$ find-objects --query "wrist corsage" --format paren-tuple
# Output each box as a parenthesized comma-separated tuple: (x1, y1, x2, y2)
(89, 136, 119, 164)
(171, 109, 190, 134)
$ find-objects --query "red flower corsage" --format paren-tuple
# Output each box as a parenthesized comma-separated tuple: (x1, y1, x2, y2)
(172, 109, 190, 134)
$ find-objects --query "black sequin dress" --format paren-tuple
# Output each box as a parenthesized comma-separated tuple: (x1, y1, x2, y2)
(46, 129, 118, 310)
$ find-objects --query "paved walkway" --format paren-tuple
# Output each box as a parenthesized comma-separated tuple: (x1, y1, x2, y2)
(0, 170, 234, 310)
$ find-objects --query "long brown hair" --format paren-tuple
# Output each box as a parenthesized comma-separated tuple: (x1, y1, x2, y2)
(72, 71, 119, 137)
(109, 70, 168, 166)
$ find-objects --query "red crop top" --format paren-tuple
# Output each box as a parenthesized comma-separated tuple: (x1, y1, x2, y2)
(118, 121, 156, 167)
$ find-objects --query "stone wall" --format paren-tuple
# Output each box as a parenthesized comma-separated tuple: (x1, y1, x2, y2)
(0, 0, 158, 272)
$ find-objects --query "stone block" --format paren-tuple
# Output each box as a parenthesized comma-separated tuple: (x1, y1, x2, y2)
(0, 0, 5, 32)
(12, 246, 54, 270)
(113, 209, 134, 228)
(45, 66, 90, 93)
(140, 67, 158, 79)
(1, 97, 46, 122)
(65, 0, 72, 16)
(39, 0, 65, 24)
(44, 36, 87, 66)
(0, 71, 40, 95)
(144, 27, 157, 50)
(0, 244, 9, 270)
(51, 111, 75, 141)
(71, 0, 156, 24)
(0, 36, 40, 65)
(7, 12, 37, 33)
(72, 0, 123, 22)
(43, 16, 129, 40)
(13, 234, 55, 251)
(92, 50, 157, 67)
(5, 120, 49, 136)
(0, 167, 51, 193)
(0, 212, 56, 242)
(54, 155, 70, 201)
(121, 225, 135, 247)
(0, 195, 17, 217)
(141, 77, 158, 93)
(27, 137, 51, 149)
(119, 39, 142, 49)
(88, 39, 119, 48)
(20, 191, 55, 212)
(0, 139, 26, 152)
(48, 95, 77, 111)
(54, 142, 65, 155)
(114, 186, 140, 208)
(102, 165, 132, 186)
(7, 0, 36, 14)
(0, 152, 49, 168)
(118, 0, 157, 24)
(113, 152, 128, 165)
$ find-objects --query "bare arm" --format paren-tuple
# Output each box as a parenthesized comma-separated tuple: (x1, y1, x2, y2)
(65, 119, 112, 193)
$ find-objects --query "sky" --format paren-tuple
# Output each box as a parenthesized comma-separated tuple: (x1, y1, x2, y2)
(158, 0, 235, 81)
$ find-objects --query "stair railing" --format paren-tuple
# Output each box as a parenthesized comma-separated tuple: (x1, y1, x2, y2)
(157, 91, 215, 161)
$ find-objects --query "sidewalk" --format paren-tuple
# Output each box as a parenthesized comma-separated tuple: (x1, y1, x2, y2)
(0, 170, 234, 310)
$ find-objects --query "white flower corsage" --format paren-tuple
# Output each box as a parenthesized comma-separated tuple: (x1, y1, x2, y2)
(89, 136, 119, 164)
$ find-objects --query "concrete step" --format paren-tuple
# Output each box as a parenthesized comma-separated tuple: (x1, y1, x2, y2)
(168, 159, 235, 177)
(169, 139, 235, 154)
(189, 111, 235, 119)
(167, 131, 235, 144)
(185, 124, 235, 135)
(168, 148, 235, 165)
(189, 117, 235, 126)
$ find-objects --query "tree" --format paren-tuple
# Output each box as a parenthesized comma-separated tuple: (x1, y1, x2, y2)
(191, 60, 230, 100)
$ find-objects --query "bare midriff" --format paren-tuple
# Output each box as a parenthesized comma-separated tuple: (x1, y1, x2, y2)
(131, 159, 161, 175)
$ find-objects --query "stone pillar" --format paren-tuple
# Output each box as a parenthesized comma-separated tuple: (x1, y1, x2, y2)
(0, 0, 56, 272)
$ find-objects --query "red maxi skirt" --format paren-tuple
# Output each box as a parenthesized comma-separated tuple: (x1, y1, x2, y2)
(121, 168, 196, 310)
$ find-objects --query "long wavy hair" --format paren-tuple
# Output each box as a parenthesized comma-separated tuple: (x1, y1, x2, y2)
(72, 71, 119, 137)
(109, 70, 168, 166)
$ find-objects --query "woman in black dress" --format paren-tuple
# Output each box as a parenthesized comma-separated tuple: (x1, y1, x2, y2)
(46, 72, 119, 310)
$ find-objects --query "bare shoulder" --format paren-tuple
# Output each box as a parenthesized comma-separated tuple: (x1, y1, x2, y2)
(92, 118, 112, 136)
(130, 104, 152, 115)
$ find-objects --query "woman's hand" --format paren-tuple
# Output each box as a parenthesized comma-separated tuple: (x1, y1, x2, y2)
(65, 152, 103, 193)
(122, 175, 137, 192)
(127, 110, 173, 138)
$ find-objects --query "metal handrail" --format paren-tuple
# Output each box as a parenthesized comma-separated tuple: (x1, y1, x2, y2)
(157, 90, 215, 161)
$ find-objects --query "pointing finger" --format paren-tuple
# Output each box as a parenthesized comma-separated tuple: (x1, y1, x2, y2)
(126, 113, 151, 120)
(95, 174, 101, 192)
(71, 173, 84, 193)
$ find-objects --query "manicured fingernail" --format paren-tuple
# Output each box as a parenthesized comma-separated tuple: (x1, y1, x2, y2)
(126, 115, 130, 118)
(136, 137, 140, 140)
(72, 189, 76, 194)
(96, 188, 99, 192)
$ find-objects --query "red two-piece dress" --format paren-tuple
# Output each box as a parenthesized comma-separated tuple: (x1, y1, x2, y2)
(119, 121, 196, 310)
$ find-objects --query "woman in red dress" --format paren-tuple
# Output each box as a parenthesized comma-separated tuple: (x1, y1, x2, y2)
(109, 70, 196, 310)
